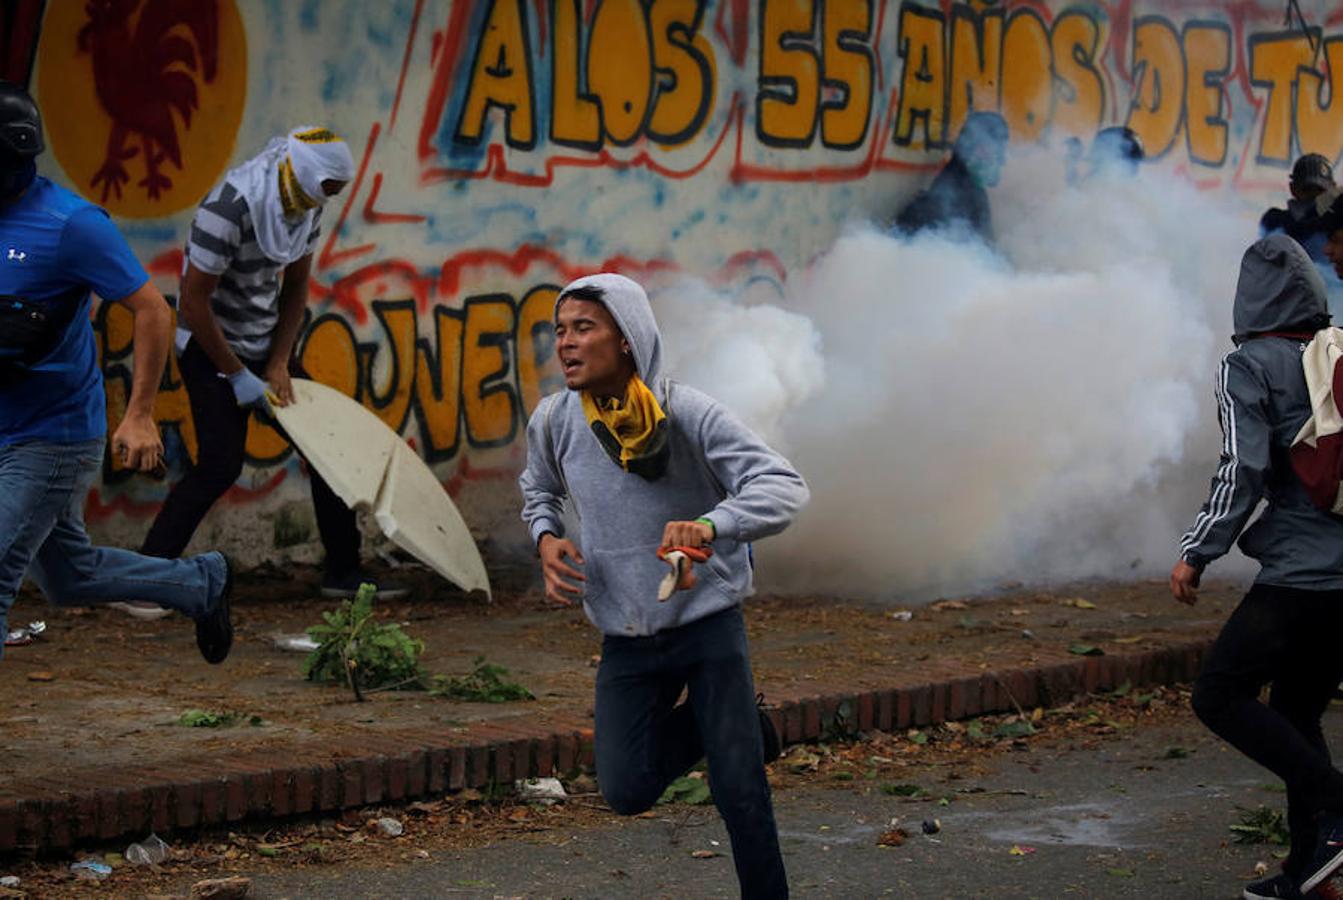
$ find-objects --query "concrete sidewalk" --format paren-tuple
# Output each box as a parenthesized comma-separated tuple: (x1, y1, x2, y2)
(0, 568, 1239, 855)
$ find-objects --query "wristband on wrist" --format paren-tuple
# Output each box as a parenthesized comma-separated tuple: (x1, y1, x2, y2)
(695, 517, 716, 538)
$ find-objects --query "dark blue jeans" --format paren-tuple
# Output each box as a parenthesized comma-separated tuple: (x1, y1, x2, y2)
(0, 438, 227, 658)
(595, 606, 787, 899)
(1192, 582, 1343, 879)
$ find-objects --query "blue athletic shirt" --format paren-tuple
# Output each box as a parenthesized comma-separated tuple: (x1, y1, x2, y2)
(0, 177, 149, 446)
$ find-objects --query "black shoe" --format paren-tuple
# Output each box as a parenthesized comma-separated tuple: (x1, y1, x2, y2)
(320, 570, 410, 601)
(196, 553, 234, 665)
(1244, 873, 1303, 899)
(757, 693, 782, 765)
(1302, 813, 1343, 894)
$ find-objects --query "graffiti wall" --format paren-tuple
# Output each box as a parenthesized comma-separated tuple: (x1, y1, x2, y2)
(18, 0, 1343, 565)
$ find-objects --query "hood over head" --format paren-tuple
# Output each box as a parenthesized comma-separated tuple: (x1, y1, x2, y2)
(555, 273, 663, 383)
(1233, 233, 1330, 344)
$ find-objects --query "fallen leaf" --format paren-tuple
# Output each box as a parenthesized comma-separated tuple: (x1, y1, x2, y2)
(1113, 636, 1144, 644)
(931, 600, 968, 611)
(690, 850, 720, 859)
(877, 828, 908, 847)
(1009, 845, 1036, 856)
(1068, 644, 1104, 656)
(190, 876, 252, 899)
(26, 671, 54, 682)
(1107, 867, 1135, 878)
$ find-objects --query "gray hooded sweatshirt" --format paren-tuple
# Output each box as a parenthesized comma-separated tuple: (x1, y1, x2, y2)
(519, 273, 810, 637)
(1180, 234, 1343, 588)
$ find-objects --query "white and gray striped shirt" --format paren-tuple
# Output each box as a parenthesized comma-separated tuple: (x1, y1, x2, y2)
(183, 181, 321, 361)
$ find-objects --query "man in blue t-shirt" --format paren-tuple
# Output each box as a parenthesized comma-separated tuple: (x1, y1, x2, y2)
(0, 83, 232, 663)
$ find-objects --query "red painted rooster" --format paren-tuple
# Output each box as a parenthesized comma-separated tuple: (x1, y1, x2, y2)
(77, 0, 219, 202)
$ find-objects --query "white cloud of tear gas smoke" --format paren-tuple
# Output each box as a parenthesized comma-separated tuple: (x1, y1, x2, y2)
(658, 148, 1260, 600)
(653, 278, 825, 447)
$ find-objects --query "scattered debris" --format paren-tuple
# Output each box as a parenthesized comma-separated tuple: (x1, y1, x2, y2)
(877, 827, 909, 847)
(1253, 861, 1270, 876)
(1064, 598, 1097, 610)
(1106, 867, 1135, 878)
(0, 876, 18, 888)
(1162, 746, 1192, 760)
(1009, 845, 1036, 856)
(4, 621, 45, 646)
(177, 709, 262, 728)
(516, 777, 568, 805)
(190, 876, 252, 898)
(930, 599, 968, 611)
(1020, 629, 1036, 640)
(126, 832, 171, 866)
(658, 773, 712, 806)
(882, 783, 925, 798)
(890, 610, 914, 622)
(1068, 644, 1104, 656)
(70, 859, 112, 879)
(371, 817, 404, 837)
(271, 633, 319, 652)
(431, 656, 534, 703)
(922, 819, 941, 835)
(690, 849, 720, 859)
(1230, 806, 1290, 845)
(26, 670, 54, 682)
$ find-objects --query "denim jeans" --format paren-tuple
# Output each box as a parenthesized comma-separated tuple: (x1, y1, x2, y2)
(1192, 582, 1343, 879)
(595, 606, 787, 899)
(0, 437, 226, 658)
(140, 341, 360, 576)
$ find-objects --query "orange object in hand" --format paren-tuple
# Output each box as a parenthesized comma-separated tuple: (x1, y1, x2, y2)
(656, 545, 713, 600)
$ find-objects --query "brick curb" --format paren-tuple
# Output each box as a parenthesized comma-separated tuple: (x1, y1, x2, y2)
(0, 638, 1211, 855)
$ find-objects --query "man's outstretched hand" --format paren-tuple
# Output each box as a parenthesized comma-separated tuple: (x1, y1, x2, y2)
(539, 533, 585, 606)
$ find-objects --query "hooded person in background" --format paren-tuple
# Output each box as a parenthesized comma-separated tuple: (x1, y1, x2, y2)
(892, 111, 1008, 243)
(519, 274, 808, 899)
(0, 82, 233, 662)
(1261, 153, 1343, 323)
(1086, 126, 1144, 180)
(1172, 234, 1343, 899)
(133, 127, 406, 612)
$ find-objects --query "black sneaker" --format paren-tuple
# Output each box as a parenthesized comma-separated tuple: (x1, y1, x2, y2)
(1244, 873, 1303, 899)
(320, 570, 410, 601)
(1302, 814, 1343, 894)
(757, 693, 782, 765)
(196, 553, 234, 665)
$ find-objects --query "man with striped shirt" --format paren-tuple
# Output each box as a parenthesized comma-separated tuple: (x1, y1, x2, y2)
(139, 127, 405, 602)
(1172, 234, 1343, 899)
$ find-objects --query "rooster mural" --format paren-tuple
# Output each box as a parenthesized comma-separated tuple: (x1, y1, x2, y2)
(76, 0, 219, 203)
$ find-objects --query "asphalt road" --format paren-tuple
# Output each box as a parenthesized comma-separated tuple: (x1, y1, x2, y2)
(237, 708, 1332, 899)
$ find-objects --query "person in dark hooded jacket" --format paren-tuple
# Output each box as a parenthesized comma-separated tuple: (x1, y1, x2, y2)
(892, 111, 1008, 242)
(1172, 234, 1343, 899)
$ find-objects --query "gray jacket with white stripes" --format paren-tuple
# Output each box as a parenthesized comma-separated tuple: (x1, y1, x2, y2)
(1181, 234, 1343, 588)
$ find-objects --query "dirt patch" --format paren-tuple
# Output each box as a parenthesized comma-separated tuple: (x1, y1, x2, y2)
(0, 564, 1241, 789)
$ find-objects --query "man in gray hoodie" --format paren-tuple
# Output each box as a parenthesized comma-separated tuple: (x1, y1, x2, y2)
(1172, 234, 1343, 899)
(519, 273, 808, 899)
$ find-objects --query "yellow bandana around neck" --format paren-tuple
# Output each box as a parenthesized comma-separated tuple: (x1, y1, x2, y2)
(277, 157, 319, 218)
(581, 375, 668, 475)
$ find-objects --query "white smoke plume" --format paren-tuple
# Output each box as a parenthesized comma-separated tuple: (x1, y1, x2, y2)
(655, 148, 1260, 600)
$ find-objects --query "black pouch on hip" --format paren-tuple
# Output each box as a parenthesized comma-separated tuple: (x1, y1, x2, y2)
(0, 293, 77, 387)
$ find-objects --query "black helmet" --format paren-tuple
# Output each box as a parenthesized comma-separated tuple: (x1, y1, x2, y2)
(1091, 126, 1144, 164)
(0, 83, 43, 158)
(1291, 153, 1334, 193)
